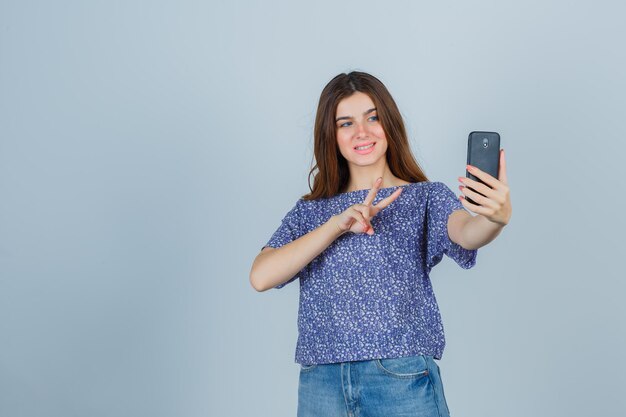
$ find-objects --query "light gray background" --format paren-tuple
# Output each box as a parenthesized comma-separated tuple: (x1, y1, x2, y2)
(1, 1, 624, 416)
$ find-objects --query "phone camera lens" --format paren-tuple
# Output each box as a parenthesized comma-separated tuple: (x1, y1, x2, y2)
(482, 137, 489, 148)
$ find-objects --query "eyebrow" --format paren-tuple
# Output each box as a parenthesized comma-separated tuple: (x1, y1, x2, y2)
(335, 107, 377, 123)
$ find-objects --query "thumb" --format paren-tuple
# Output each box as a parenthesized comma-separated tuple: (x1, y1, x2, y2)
(498, 149, 508, 185)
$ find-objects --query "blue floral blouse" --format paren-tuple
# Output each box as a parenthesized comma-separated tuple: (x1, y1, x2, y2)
(264, 181, 478, 365)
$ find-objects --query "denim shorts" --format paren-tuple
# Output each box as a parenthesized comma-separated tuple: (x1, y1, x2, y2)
(297, 354, 450, 417)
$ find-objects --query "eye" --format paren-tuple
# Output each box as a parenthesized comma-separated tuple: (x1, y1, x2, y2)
(339, 121, 352, 128)
(368, 115, 379, 122)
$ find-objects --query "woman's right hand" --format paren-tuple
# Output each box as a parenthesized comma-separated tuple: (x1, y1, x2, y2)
(332, 177, 403, 236)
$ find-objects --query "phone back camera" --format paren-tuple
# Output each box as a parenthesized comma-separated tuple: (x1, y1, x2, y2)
(482, 137, 489, 148)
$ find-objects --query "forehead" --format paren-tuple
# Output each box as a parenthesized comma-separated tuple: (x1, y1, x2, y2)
(336, 92, 375, 116)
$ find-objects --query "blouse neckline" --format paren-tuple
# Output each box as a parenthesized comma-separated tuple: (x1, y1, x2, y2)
(334, 181, 425, 197)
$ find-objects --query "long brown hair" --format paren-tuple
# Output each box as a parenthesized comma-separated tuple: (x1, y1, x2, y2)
(302, 71, 428, 200)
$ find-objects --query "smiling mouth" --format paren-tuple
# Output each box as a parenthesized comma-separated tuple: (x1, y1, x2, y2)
(354, 142, 375, 150)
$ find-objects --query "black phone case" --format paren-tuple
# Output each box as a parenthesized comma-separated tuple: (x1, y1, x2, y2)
(466, 131, 500, 206)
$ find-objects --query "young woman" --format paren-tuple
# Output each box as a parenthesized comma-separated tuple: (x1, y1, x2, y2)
(249, 71, 512, 417)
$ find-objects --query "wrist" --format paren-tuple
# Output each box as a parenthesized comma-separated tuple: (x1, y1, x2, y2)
(330, 215, 347, 237)
(481, 214, 508, 228)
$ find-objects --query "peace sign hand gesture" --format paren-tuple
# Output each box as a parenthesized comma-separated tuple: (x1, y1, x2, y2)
(333, 177, 404, 236)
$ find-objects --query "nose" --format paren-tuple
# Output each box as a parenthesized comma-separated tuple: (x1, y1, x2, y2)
(355, 121, 368, 139)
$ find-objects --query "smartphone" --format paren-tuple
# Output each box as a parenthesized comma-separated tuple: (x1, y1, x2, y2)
(466, 131, 500, 206)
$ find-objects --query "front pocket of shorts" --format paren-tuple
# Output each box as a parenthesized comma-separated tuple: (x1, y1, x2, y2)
(375, 355, 430, 379)
(300, 364, 317, 373)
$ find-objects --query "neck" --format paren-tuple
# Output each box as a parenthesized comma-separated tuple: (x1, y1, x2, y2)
(345, 160, 400, 192)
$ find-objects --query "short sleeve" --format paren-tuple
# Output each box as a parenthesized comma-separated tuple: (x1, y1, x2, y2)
(263, 199, 306, 289)
(425, 182, 477, 270)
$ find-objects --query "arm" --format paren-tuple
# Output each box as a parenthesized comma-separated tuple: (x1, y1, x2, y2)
(448, 210, 504, 250)
(250, 177, 403, 292)
(249, 216, 345, 292)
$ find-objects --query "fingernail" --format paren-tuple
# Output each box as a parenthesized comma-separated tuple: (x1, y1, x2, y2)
(466, 165, 473, 171)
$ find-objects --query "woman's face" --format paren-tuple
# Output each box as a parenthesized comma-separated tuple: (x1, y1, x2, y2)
(335, 91, 388, 169)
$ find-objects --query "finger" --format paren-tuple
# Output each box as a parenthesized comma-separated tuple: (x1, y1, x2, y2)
(459, 185, 498, 210)
(362, 177, 382, 206)
(467, 164, 500, 190)
(459, 194, 491, 216)
(372, 187, 403, 212)
(350, 206, 370, 229)
(352, 204, 375, 231)
(458, 176, 496, 198)
(352, 204, 374, 235)
(459, 176, 508, 209)
(498, 149, 508, 185)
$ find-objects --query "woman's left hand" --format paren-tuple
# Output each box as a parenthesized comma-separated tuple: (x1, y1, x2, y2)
(458, 149, 512, 226)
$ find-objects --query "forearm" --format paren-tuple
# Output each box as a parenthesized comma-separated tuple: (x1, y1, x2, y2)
(459, 214, 505, 250)
(250, 216, 344, 292)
